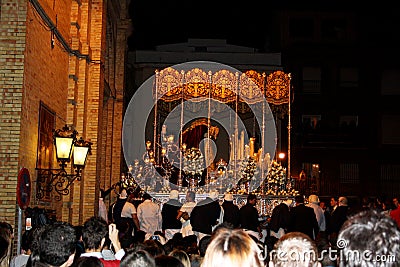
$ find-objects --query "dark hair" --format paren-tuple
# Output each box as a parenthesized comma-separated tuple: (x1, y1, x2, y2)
(198, 235, 211, 257)
(26, 225, 47, 267)
(71, 256, 104, 267)
(186, 191, 196, 201)
(120, 249, 155, 267)
(295, 195, 304, 204)
(21, 229, 34, 251)
(338, 209, 400, 266)
(154, 254, 184, 267)
(0, 235, 9, 261)
(38, 222, 76, 266)
(142, 239, 165, 257)
(0, 221, 12, 263)
(82, 216, 108, 250)
(247, 193, 257, 202)
(0, 222, 13, 236)
(143, 193, 152, 200)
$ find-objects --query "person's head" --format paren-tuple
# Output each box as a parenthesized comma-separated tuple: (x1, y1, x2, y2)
(169, 190, 179, 200)
(28, 224, 47, 266)
(0, 236, 8, 262)
(182, 234, 198, 255)
(330, 197, 338, 207)
(308, 195, 320, 204)
(198, 235, 211, 257)
(120, 249, 155, 267)
(21, 229, 34, 253)
(0, 221, 13, 263)
(282, 198, 293, 207)
(209, 190, 219, 201)
(189, 254, 202, 267)
(201, 228, 263, 267)
(393, 197, 399, 208)
(186, 191, 196, 202)
(120, 188, 128, 199)
(247, 194, 258, 206)
(338, 196, 348, 206)
(0, 222, 13, 239)
(294, 195, 304, 205)
(82, 216, 108, 251)
(142, 239, 166, 257)
(155, 254, 184, 267)
(72, 256, 103, 267)
(38, 221, 77, 267)
(143, 193, 152, 200)
(169, 249, 191, 267)
(269, 232, 321, 267)
(224, 193, 234, 202)
(337, 209, 400, 267)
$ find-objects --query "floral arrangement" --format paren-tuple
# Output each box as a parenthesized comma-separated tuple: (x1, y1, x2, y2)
(182, 147, 204, 178)
(231, 156, 259, 194)
(263, 160, 299, 196)
(239, 156, 258, 181)
(266, 160, 286, 187)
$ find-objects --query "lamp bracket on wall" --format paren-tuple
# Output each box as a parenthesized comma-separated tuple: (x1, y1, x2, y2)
(35, 125, 92, 201)
(36, 167, 83, 201)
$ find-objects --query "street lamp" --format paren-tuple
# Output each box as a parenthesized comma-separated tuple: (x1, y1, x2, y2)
(36, 125, 92, 201)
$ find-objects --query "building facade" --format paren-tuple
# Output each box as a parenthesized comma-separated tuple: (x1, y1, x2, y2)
(0, 0, 130, 236)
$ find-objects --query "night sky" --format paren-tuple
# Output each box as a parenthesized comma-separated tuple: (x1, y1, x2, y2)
(127, 1, 400, 51)
(128, 0, 271, 51)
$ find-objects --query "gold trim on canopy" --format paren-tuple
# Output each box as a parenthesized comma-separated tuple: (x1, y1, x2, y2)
(212, 70, 237, 103)
(155, 68, 290, 109)
(266, 70, 291, 105)
(239, 71, 265, 104)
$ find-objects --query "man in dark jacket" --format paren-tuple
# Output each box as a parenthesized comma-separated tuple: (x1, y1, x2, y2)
(288, 195, 319, 240)
(221, 193, 240, 228)
(191, 190, 221, 241)
(161, 190, 182, 241)
(328, 196, 349, 247)
(239, 193, 262, 240)
(269, 199, 292, 239)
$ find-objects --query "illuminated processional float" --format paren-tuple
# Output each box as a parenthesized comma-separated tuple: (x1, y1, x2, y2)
(121, 61, 297, 215)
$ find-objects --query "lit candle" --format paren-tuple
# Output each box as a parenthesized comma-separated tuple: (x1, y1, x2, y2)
(162, 125, 167, 135)
(249, 137, 255, 158)
(245, 144, 250, 157)
(240, 131, 245, 160)
(229, 141, 233, 162)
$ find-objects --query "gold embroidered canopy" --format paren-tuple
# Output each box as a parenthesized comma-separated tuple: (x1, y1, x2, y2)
(155, 67, 291, 109)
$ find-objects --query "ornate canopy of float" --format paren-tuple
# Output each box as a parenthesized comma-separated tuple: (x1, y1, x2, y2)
(122, 61, 296, 215)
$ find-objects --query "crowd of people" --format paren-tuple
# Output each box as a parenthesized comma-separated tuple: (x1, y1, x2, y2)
(1, 189, 400, 267)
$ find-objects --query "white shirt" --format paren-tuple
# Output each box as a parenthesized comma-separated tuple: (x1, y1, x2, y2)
(99, 198, 108, 222)
(307, 202, 326, 231)
(137, 199, 162, 235)
(179, 201, 196, 216)
(9, 254, 29, 267)
(81, 249, 125, 261)
(121, 201, 137, 218)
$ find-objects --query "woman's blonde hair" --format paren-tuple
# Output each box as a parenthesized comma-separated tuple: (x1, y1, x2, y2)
(169, 249, 191, 267)
(201, 228, 263, 267)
